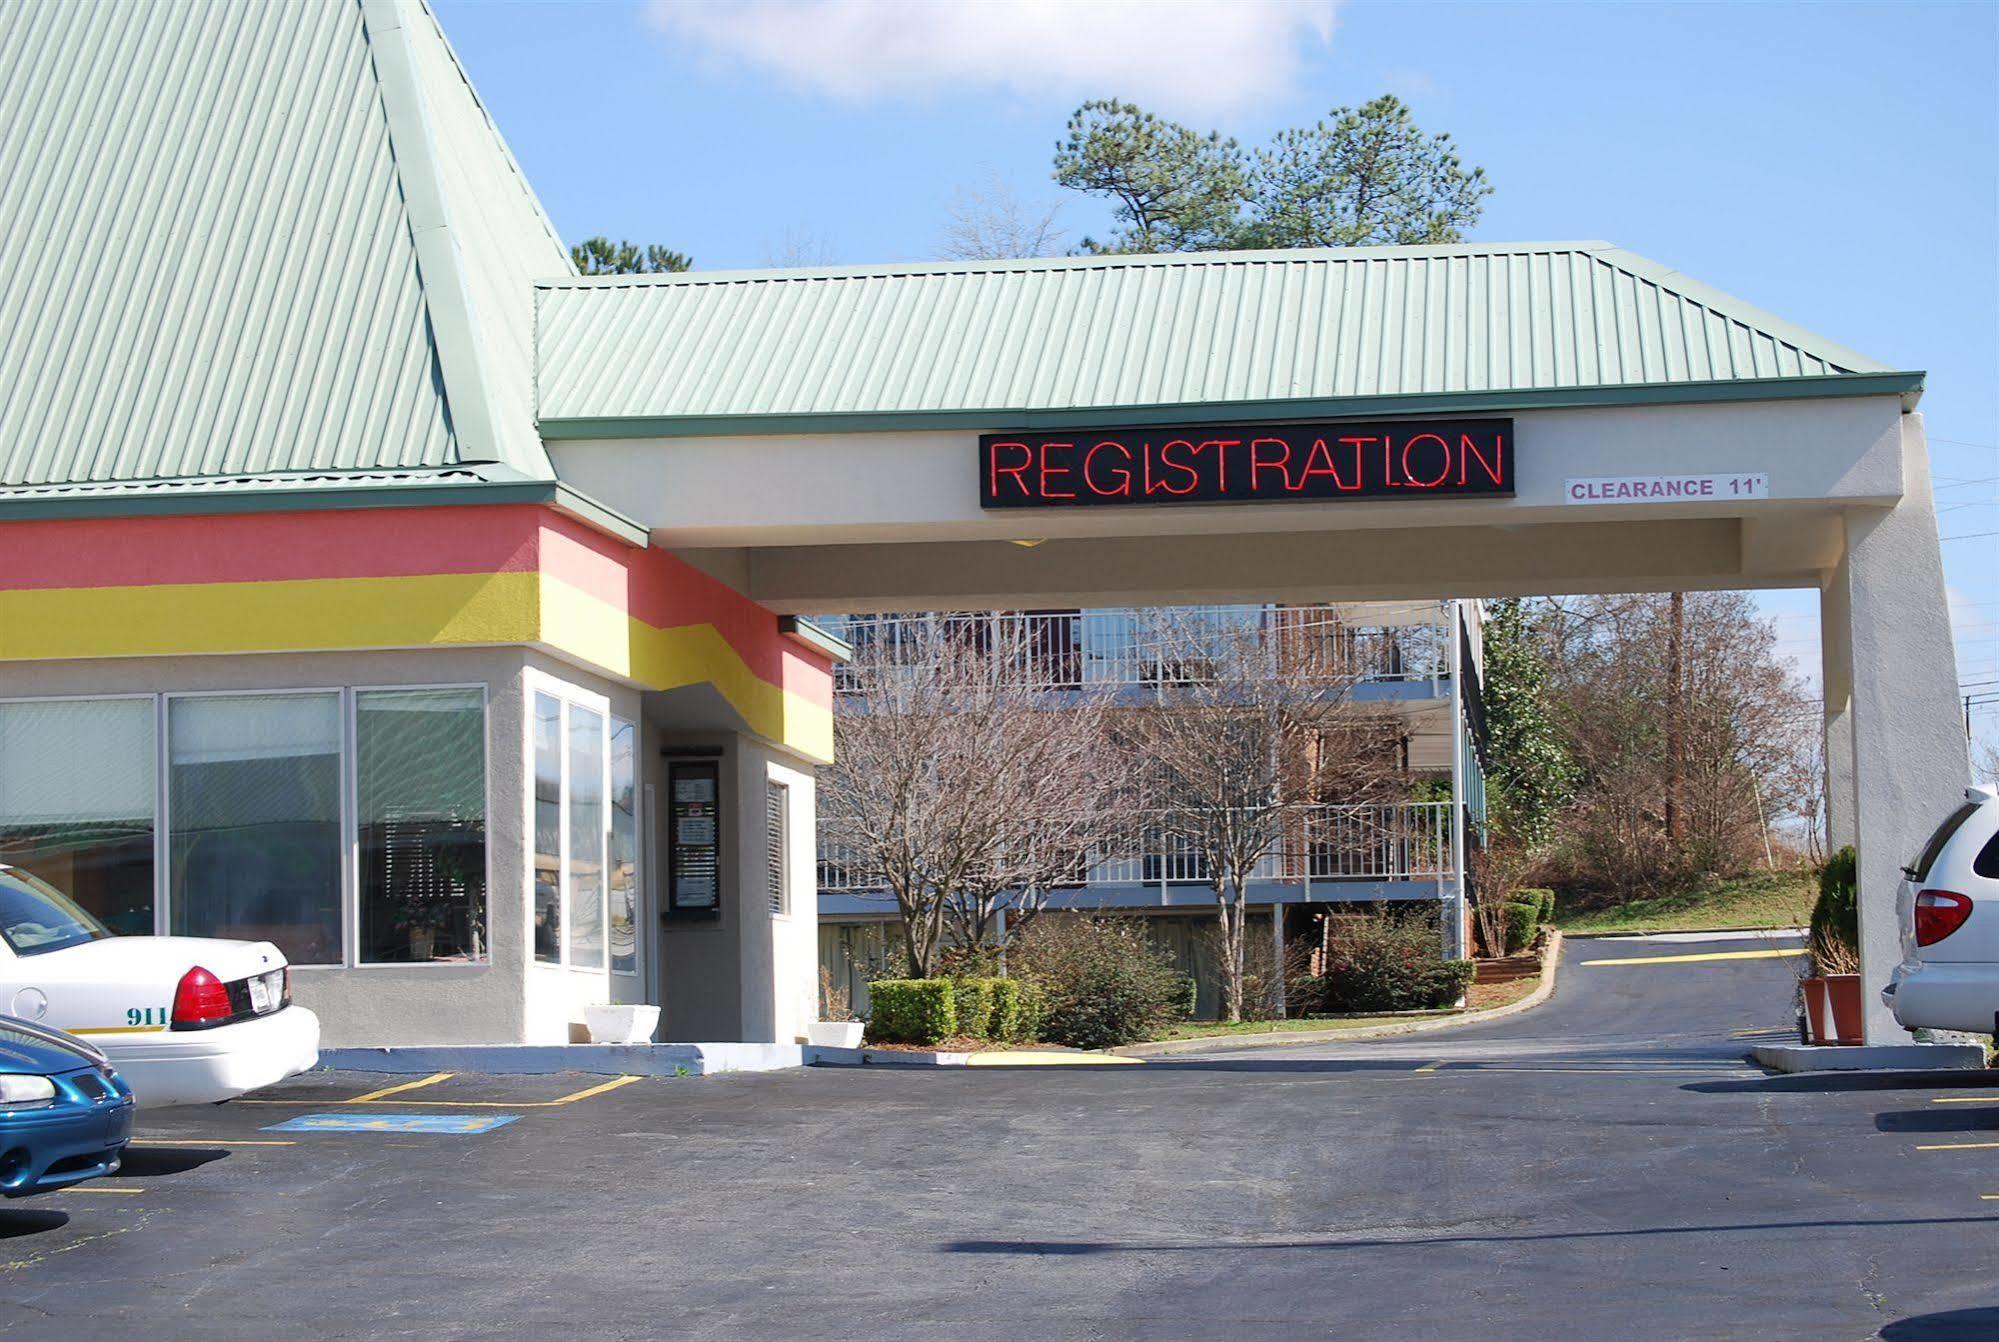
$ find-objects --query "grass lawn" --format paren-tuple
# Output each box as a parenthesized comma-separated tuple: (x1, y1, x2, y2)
(1554, 867, 1816, 935)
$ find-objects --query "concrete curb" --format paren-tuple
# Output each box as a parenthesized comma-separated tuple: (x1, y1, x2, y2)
(1114, 930, 1565, 1057)
(1749, 1042, 1987, 1074)
(318, 1042, 807, 1077)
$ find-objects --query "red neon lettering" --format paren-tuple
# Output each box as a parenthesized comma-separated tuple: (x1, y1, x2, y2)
(1083, 440, 1134, 497)
(1038, 441, 1076, 499)
(988, 441, 1034, 499)
(1156, 440, 1199, 495)
(1299, 438, 1355, 491)
(1338, 438, 1373, 490)
(1459, 432, 1505, 487)
(1400, 433, 1452, 488)
(1250, 438, 1297, 492)
(1203, 440, 1238, 493)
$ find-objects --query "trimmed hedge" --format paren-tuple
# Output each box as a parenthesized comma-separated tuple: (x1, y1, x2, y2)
(866, 979, 956, 1044)
(1311, 916, 1478, 1012)
(952, 978, 997, 1039)
(1503, 896, 1542, 954)
(1006, 979, 1046, 1043)
(1517, 888, 1556, 924)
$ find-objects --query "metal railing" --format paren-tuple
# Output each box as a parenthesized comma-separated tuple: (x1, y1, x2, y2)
(817, 801, 1453, 894)
(818, 605, 1451, 695)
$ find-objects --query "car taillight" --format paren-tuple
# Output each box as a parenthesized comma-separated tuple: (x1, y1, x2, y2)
(171, 966, 234, 1029)
(1915, 890, 1974, 947)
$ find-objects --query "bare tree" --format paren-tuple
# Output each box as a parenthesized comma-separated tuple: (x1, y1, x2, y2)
(760, 222, 839, 269)
(1119, 609, 1401, 1022)
(819, 615, 1121, 977)
(937, 170, 1065, 261)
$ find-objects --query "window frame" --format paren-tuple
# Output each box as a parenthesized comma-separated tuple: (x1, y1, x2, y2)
(608, 715, 640, 977)
(521, 668, 619, 975)
(347, 683, 492, 971)
(0, 685, 494, 971)
(766, 777, 790, 919)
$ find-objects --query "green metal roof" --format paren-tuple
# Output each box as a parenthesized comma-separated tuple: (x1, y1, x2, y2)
(0, 0, 571, 505)
(533, 243, 1920, 438)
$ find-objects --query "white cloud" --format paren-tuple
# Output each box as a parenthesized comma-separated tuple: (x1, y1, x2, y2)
(646, 0, 1341, 114)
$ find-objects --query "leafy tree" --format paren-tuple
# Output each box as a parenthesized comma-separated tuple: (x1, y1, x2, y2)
(569, 236, 691, 275)
(1479, 599, 1576, 849)
(1052, 94, 1489, 254)
(1244, 95, 1491, 248)
(1053, 99, 1248, 254)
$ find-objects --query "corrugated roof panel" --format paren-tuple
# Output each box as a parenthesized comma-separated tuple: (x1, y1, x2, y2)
(0, 0, 455, 488)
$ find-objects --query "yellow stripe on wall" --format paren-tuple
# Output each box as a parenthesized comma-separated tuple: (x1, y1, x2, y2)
(0, 570, 834, 762)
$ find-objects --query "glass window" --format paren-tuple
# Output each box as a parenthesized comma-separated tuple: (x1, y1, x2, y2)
(357, 689, 487, 964)
(608, 718, 637, 974)
(533, 693, 562, 964)
(168, 694, 341, 965)
(0, 698, 156, 936)
(567, 705, 605, 970)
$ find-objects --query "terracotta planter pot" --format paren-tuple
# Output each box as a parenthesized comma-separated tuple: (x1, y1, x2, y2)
(1802, 975, 1864, 1045)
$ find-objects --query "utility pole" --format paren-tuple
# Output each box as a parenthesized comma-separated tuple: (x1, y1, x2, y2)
(1666, 592, 1684, 845)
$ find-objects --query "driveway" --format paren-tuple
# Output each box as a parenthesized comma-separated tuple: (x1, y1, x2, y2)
(5, 932, 1997, 1341)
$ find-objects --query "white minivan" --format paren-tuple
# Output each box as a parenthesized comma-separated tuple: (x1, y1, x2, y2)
(1885, 785, 1999, 1035)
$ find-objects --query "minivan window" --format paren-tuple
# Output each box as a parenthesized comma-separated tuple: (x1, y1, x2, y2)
(1910, 803, 1981, 882)
(1976, 827, 1999, 881)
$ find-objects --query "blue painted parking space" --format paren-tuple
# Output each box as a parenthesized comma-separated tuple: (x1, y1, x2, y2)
(263, 1113, 521, 1135)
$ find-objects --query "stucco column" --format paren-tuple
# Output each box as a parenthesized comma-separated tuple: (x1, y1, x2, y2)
(1836, 413, 1968, 1043)
(1819, 572, 1857, 852)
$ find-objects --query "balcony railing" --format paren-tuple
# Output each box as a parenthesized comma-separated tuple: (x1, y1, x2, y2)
(818, 801, 1454, 895)
(818, 605, 1450, 695)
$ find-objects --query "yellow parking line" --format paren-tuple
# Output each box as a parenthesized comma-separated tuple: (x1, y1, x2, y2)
(1583, 949, 1807, 967)
(345, 1072, 456, 1104)
(548, 1074, 645, 1104)
(126, 1138, 295, 1147)
(1918, 1141, 1999, 1150)
(1930, 1097, 1999, 1105)
(1413, 1060, 1446, 1073)
(65, 1186, 144, 1195)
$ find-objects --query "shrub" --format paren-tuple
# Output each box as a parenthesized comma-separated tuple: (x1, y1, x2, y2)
(1171, 973, 1199, 1020)
(865, 979, 956, 1045)
(1515, 888, 1556, 924)
(1004, 978, 1046, 1043)
(952, 977, 997, 1039)
(1317, 915, 1477, 1012)
(1018, 917, 1183, 1049)
(1503, 896, 1542, 953)
(1809, 845, 1859, 974)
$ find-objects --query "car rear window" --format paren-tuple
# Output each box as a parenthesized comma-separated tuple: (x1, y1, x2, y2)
(1977, 828, 1999, 881)
(1910, 802, 1982, 882)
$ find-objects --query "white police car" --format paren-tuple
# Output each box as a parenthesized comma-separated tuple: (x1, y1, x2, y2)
(1885, 785, 1999, 1036)
(0, 864, 318, 1106)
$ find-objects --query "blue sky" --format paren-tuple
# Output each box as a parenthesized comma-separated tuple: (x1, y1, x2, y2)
(435, 0, 1997, 758)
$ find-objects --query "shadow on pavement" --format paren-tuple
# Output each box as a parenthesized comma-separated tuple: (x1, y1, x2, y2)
(946, 1215, 1999, 1257)
(1874, 1109, 1999, 1135)
(1879, 1308, 1999, 1340)
(1685, 1071, 1999, 1095)
(0, 1208, 69, 1239)
(117, 1147, 231, 1178)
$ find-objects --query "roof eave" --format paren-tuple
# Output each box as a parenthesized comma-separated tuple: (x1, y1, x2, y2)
(536, 371, 1926, 441)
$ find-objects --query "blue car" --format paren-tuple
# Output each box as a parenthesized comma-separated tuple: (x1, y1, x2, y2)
(0, 1014, 134, 1197)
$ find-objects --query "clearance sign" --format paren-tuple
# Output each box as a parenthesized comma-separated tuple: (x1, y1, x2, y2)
(979, 418, 1513, 509)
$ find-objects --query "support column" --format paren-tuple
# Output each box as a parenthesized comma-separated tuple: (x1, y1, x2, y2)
(1820, 573, 1857, 853)
(1836, 413, 1969, 1043)
(1445, 600, 1470, 961)
(1271, 907, 1287, 1019)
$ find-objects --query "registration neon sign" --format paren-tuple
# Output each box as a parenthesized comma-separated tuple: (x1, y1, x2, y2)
(979, 418, 1513, 509)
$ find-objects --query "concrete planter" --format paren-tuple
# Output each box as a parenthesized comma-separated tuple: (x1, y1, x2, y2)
(582, 1004, 660, 1044)
(806, 1021, 864, 1049)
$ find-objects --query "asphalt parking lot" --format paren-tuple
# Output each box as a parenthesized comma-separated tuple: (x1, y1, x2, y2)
(6, 934, 1999, 1341)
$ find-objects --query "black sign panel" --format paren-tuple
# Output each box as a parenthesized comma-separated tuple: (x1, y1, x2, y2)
(979, 418, 1513, 509)
(666, 761, 720, 920)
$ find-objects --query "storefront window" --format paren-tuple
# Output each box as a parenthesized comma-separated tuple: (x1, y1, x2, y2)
(608, 718, 637, 975)
(0, 699, 156, 936)
(533, 693, 562, 964)
(168, 693, 341, 965)
(357, 689, 487, 964)
(567, 704, 606, 970)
